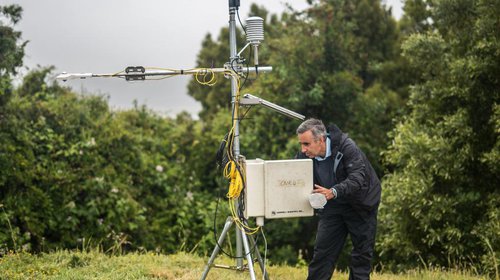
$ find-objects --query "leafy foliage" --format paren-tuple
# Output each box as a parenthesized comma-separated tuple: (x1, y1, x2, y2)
(0, 68, 216, 254)
(0, 4, 26, 104)
(379, 0, 500, 274)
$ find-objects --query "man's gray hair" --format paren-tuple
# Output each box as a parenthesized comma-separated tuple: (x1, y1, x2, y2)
(296, 118, 327, 141)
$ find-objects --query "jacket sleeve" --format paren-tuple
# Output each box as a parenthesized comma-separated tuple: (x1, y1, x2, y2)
(333, 138, 367, 198)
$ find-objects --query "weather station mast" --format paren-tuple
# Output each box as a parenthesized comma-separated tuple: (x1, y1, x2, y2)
(57, 1, 307, 279)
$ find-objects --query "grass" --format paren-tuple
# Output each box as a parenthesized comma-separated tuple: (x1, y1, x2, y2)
(0, 250, 488, 280)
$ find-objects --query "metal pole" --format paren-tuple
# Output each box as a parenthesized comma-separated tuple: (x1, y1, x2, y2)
(55, 67, 273, 81)
(202, 2, 273, 278)
(241, 228, 257, 280)
(228, 1, 243, 269)
(248, 234, 270, 280)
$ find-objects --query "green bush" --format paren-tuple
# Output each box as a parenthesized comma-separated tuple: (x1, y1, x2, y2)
(0, 69, 217, 254)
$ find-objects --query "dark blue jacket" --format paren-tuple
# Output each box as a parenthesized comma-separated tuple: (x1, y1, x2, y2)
(298, 124, 381, 214)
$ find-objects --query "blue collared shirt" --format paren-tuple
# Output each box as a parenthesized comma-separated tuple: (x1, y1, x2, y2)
(314, 137, 339, 199)
(315, 137, 331, 161)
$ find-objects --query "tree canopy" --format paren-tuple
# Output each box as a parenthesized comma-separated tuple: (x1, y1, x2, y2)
(379, 0, 500, 273)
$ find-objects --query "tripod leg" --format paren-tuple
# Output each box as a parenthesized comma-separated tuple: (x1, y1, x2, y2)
(236, 219, 243, 268)
(241, 228, 257, 280)
(200, 217, 234, 280)
(248, 234, 270, 280)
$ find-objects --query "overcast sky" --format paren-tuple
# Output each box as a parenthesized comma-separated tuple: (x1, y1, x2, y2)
(6, 0, 402, 117)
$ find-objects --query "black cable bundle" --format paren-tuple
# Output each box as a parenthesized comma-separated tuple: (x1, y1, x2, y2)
(215, 132, 230, 170)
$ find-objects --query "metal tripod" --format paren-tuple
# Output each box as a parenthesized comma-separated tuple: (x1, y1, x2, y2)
(200, 216, 269, 280)
(201, 1, 270, 279)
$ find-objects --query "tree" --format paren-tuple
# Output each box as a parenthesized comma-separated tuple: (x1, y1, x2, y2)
(399, 0, 433, 35)
(0, 4, 26, 104)
(379, 0, 500, 274)
(0, 67, 220, 254)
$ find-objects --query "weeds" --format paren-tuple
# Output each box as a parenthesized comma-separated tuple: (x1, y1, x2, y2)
(1, 204, 18, 253)
(0, 250, 488, 280)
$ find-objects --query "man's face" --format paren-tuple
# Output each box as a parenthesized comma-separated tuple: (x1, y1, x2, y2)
(298, 130, 326, 158)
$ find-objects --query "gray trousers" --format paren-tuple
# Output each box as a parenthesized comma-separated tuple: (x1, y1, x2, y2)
(307, 204, 378, 280)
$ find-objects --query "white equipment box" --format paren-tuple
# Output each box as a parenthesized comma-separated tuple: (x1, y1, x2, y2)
(244, 159, 314, 219)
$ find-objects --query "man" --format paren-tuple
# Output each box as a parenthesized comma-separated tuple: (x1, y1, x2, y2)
(296, 118, 381, 280)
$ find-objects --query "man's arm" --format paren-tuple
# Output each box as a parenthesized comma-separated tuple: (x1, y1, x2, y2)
(332, 138, 367, 198)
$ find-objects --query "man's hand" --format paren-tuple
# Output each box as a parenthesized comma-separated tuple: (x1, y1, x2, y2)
(313, 184, 335, 200)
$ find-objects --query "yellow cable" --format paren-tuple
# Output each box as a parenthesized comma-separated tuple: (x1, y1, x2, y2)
(110, 69, 126, 77)
(144, 67, 179, 72)
(195, 69, 217, 86)
(228, 198, 260, 234)
(111, 66, 223, 86)
(225, 160, 244, 199)
(108, 67, 245, 86)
